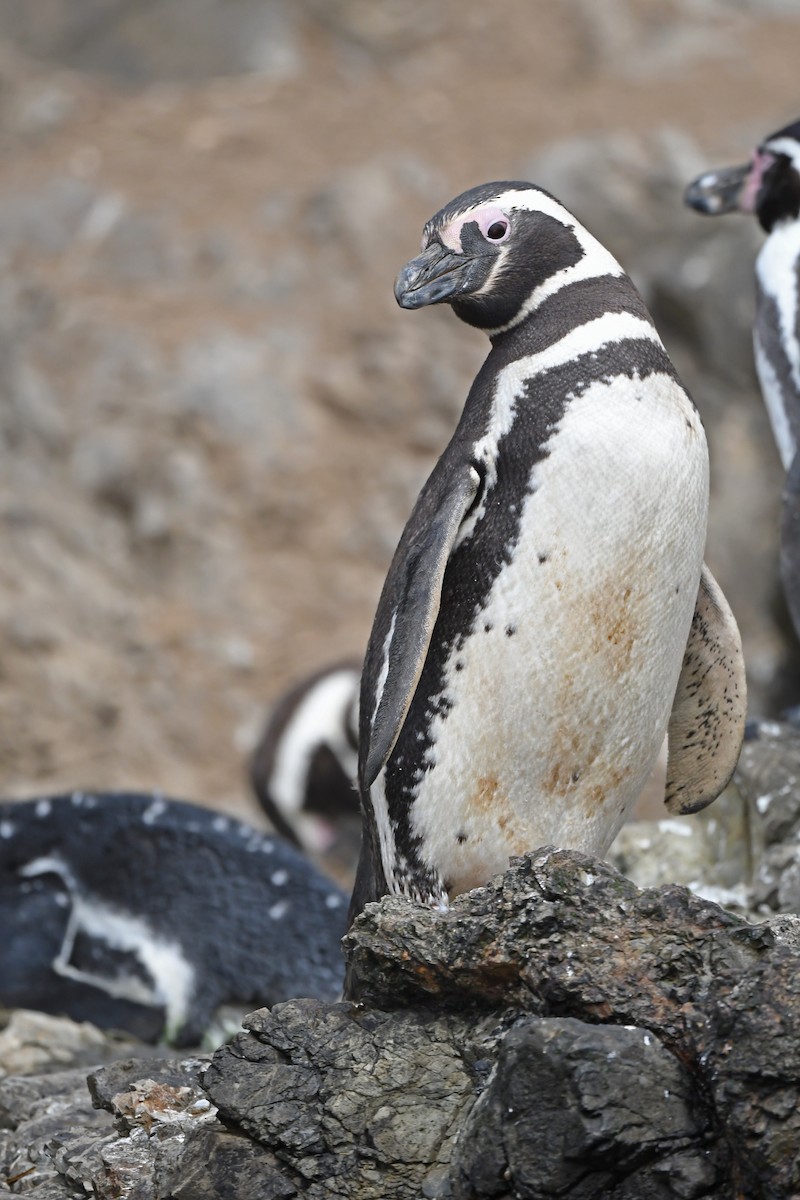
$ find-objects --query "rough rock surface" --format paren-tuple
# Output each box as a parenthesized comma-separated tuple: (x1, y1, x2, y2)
(732, 719, 800, 915)
(4, 848, 800, 1196)
(0, 1054, 291, 1199)
(336, 850, 800, 1197)
(0, 1009, 156, 1081)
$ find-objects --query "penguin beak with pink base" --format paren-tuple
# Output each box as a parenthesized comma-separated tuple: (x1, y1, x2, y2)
(685, 120, 800, 233)
(685, 149, 776, 218)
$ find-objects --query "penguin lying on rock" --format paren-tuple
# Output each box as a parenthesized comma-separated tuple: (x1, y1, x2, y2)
(0, 791, 347, 1045)
(685, 119, 800, 642)
(249, 661, 361, 880)
(348, 181, 747, 929)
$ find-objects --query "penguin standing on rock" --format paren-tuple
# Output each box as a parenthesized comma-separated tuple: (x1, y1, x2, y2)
(347, 181, 747, 931)
(685, 120, 800, 640)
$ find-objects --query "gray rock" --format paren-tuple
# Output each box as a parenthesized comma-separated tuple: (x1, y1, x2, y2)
(0, 1010, 149, 1080)
(731, 721, 800, 913)
(175, 328, 302, 449)
(610, 786, 751, 906)
(0, 1064, 114, 1197)
(452, 1017, 718, 1199)
(337, 849, 800, 1195)
(0, 177, 97, 256)
(736, 720, 800, 844)
(0, 1051, 294, 1200)
(88, 209, 188, 285)
(205, 999, 505, 1199)
(0, 0, 302, 84)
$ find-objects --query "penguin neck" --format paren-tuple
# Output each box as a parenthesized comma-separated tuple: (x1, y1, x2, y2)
(484, 268, 650, 363)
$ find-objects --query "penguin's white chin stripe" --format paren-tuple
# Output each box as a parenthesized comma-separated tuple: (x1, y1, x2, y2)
(486, 192, 625, 336)
(764, 136, 800, 171)
(490, 187, 576, 221)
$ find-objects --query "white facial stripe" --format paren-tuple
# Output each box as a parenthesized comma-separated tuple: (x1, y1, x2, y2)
(433, 188, 624, 335)
(268, 669, 360, 821)
(764, 137, 800, 171)
(490, 187, 578, 222)
(488, 189, 625, 335)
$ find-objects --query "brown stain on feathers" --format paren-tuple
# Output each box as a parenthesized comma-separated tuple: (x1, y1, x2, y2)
(543, 721, 629, 817)
(468, 775, 531, 853)
(588, 583, 639, 677)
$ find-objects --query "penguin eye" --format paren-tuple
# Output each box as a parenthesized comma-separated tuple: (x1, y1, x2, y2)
(487, 221, 508, 241)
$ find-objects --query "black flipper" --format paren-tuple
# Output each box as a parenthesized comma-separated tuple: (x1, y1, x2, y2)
(361, 462, 481, 789)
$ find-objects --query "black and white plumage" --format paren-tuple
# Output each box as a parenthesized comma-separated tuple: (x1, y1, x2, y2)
(685, 120, 800, 636)
(0, 791, 347, 1045)
(249, 662, 360, 869)
(348, 181, 747, 927)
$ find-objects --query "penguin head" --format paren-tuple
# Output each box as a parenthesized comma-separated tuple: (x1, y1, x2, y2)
(685, 119, 800, 233)
(394, 181, 590, 332)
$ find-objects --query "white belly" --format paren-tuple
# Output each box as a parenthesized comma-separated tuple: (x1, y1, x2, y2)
(408, 372, 709, 896)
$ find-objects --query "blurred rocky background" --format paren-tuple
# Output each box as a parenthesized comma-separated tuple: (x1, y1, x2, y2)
(0, 0, 799, 821)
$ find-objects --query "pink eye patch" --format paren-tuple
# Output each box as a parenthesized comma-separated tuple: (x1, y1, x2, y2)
(438, 206, 511, 251)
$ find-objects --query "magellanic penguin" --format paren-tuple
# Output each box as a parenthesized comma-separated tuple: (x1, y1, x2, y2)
(249, 661, 361, 881)
(347, 181, 747, 931)
(685, 119, 800, 639)
(0, 791, 348, 1045)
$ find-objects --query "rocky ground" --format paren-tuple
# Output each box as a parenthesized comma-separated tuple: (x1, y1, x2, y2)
(2, 722, 800, 1197)
(0, 0, 799, 821)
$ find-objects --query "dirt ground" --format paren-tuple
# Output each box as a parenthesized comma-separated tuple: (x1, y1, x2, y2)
(0, 0, 798, 825)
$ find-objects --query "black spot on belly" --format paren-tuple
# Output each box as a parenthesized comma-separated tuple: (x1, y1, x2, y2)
(484, 621, 493, 633)
(455, 660, 464, 672)
(538, 553, 549, 564)
(505, 625, 516, 637)
(456, 832, 468, 844)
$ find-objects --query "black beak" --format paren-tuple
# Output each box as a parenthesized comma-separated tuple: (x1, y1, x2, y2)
(684, 162, 751, 216)
(394, 242, 480, 309)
